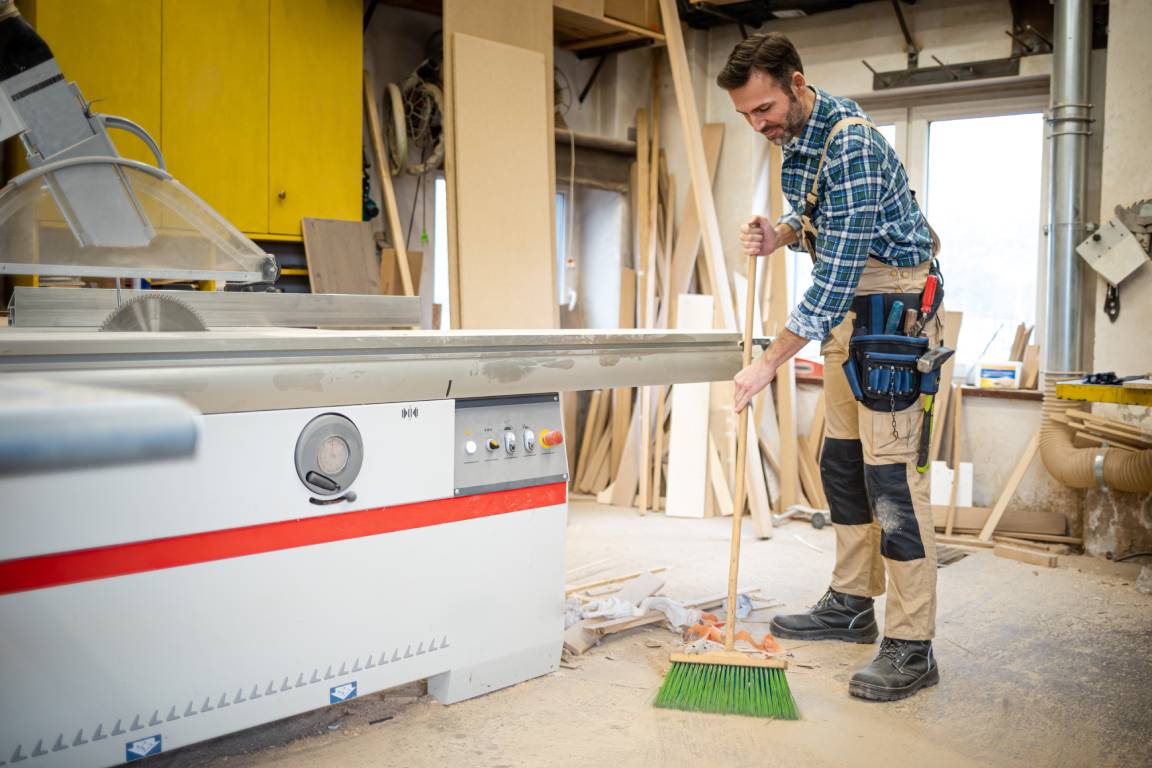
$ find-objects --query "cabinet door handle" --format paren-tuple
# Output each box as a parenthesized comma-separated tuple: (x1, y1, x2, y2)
(277, 189, 287, 200)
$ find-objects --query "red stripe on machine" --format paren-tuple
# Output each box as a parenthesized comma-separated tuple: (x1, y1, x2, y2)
(0, 483, 566, 596)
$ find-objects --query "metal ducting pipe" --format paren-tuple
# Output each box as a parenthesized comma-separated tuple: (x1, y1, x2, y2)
(1040, 375, 1152, 493)
(1043, 0, 1092, 374)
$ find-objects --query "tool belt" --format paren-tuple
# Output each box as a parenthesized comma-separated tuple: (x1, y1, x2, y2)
(842, 280, 945, 413)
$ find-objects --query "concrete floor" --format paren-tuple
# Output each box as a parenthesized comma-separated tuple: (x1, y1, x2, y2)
(153, 501, 1152, 768)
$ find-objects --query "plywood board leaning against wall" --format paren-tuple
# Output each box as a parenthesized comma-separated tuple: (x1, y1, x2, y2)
(449, 33, 556, 329)
(302, 218, 379, 295)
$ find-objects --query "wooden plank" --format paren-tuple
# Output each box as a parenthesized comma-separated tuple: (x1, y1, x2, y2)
(664, 125, 723, 327)
(447, 30, 555, 328)
(634, 105, 652, 513)
(1073, 422, 1152, 450)
(363, 71, 413, 297)
(993, 535, 1073, 554)
(565, 567, 669, 596)
(302, 218, 378, 295)
(587, 429, 613, 492)
(978, 430, 1042, 541)
(1073, 410, 1152, 438)
(745, 402, 774, 537)
(608, 407, 642, 507)
(932, 504, 1067, 536)
(665, 294, 714, 518)
(797, 434, 828, 510)
(379, 248, 423, 296)
(994, 543, 1057, 568)
(935, 534, 994, 549)
(806, 392, 826, 464)
(1021, 344, 1040, 389)
(563, 621, 600, 655)
(614, 572, 666, 604)
(768, 259, 800, 509)
(928, 311, 963, 463)
(708, 434, 735, 517)
(657, 0, 734, 329)
(944, 384, 963, 535)
(651, 384, 669, 513)
(574, 390, 605, 488)
(611, 266, 637, 477)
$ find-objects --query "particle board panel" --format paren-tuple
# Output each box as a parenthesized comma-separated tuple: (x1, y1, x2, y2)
(665, 294, 714, 518)
(302, 218, 379, 295)
(449, 33, 555, 329)
(444, 0, 555, 330)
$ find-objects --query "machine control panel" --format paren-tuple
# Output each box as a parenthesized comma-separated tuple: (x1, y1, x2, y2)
(454, 394, 568, 496)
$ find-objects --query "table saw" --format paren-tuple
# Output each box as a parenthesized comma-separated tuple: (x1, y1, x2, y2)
(0, 11, 747, 766)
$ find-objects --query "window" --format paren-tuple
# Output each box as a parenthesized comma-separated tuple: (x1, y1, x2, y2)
(924, 113, 1045, 373)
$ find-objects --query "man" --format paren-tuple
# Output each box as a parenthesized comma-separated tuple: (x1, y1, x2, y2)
(718, 32, 944, 701)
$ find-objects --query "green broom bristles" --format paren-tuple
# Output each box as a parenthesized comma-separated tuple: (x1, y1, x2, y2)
(653, 659, 799, 719)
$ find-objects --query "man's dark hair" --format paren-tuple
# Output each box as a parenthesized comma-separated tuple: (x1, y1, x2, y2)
(716, 32, 804, 91)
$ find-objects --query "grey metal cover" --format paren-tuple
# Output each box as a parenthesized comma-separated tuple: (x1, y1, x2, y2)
(0, 328, 750, 414)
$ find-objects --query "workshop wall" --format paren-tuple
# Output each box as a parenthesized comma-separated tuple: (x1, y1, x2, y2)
(1085, 0, 1152, 557)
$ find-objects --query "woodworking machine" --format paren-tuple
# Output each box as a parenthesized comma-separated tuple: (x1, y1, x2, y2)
(0, 9, 744, 767)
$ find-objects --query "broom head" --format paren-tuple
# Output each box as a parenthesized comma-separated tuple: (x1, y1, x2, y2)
(654, 651, 799, 719)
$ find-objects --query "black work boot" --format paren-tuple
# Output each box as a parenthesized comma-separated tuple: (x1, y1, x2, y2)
(769, 588, 878, 643)
(849, 637, 940, 701)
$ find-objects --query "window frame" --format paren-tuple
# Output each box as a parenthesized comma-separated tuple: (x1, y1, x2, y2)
(867, 95, 1051, 375)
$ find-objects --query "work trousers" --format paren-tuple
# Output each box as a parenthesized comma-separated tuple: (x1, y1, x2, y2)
(820, 257, 943, 641)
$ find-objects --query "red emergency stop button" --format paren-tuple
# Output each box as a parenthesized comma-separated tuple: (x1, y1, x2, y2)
(540, 430, 564, 448)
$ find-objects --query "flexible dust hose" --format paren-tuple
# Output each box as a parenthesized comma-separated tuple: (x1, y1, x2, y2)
(1040, 373, 1152, 492)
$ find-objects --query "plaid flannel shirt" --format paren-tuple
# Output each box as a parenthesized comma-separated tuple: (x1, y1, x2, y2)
(778, 87, 933, 341)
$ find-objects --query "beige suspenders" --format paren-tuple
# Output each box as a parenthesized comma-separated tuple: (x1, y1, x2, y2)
(797, 116, 941, 258)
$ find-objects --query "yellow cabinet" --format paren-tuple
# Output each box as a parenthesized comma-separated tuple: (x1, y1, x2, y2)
(269, 0, 361, 235)
(17, 0, 361, 240)
(163, 0, 270, 235)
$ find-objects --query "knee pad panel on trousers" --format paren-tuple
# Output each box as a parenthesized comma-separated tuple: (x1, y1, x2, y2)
(821, 437, 871, 526)
(863, 463, 925, 561)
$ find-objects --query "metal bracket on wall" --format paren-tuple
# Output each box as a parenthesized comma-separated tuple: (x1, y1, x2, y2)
(864, 56, 1021, 91)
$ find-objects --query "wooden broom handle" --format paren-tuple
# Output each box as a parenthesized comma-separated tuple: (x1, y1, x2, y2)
(725, 250, 759, 652)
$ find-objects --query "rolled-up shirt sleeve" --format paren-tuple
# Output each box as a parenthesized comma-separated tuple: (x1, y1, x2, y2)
(786, 131, 882, 341)
(775, 209, 803, 235)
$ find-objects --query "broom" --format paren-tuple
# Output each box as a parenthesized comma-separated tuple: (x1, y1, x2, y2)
(654, 247, 798, 719)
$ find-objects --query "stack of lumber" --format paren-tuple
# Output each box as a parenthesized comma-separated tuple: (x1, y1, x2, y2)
(1053, 409, 1152, 451)
(1007, 322, 1040, 389)
(566, 3, 805, 536)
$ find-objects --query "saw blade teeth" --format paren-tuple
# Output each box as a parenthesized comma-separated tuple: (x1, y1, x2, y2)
(99, 292, 209, 332)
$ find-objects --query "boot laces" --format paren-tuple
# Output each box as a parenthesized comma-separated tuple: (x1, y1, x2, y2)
(812, 589, 839, 611)
(878, 638, 910, 663)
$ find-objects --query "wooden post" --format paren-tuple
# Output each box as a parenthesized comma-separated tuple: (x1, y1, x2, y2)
(363, 70, 414, 298)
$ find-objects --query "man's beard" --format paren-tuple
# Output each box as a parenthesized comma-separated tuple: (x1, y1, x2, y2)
(762, 92, 805, 146)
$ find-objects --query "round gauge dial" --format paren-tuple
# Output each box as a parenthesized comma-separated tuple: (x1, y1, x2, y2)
(317, 435, 350, 475)
(294, 414, 364, 496)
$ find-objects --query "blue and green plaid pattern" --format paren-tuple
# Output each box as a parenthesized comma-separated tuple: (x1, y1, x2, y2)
(777, 87, 933, 340)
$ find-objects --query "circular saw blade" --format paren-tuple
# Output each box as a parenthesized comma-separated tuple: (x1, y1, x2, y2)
(100, 293, 209, 332)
